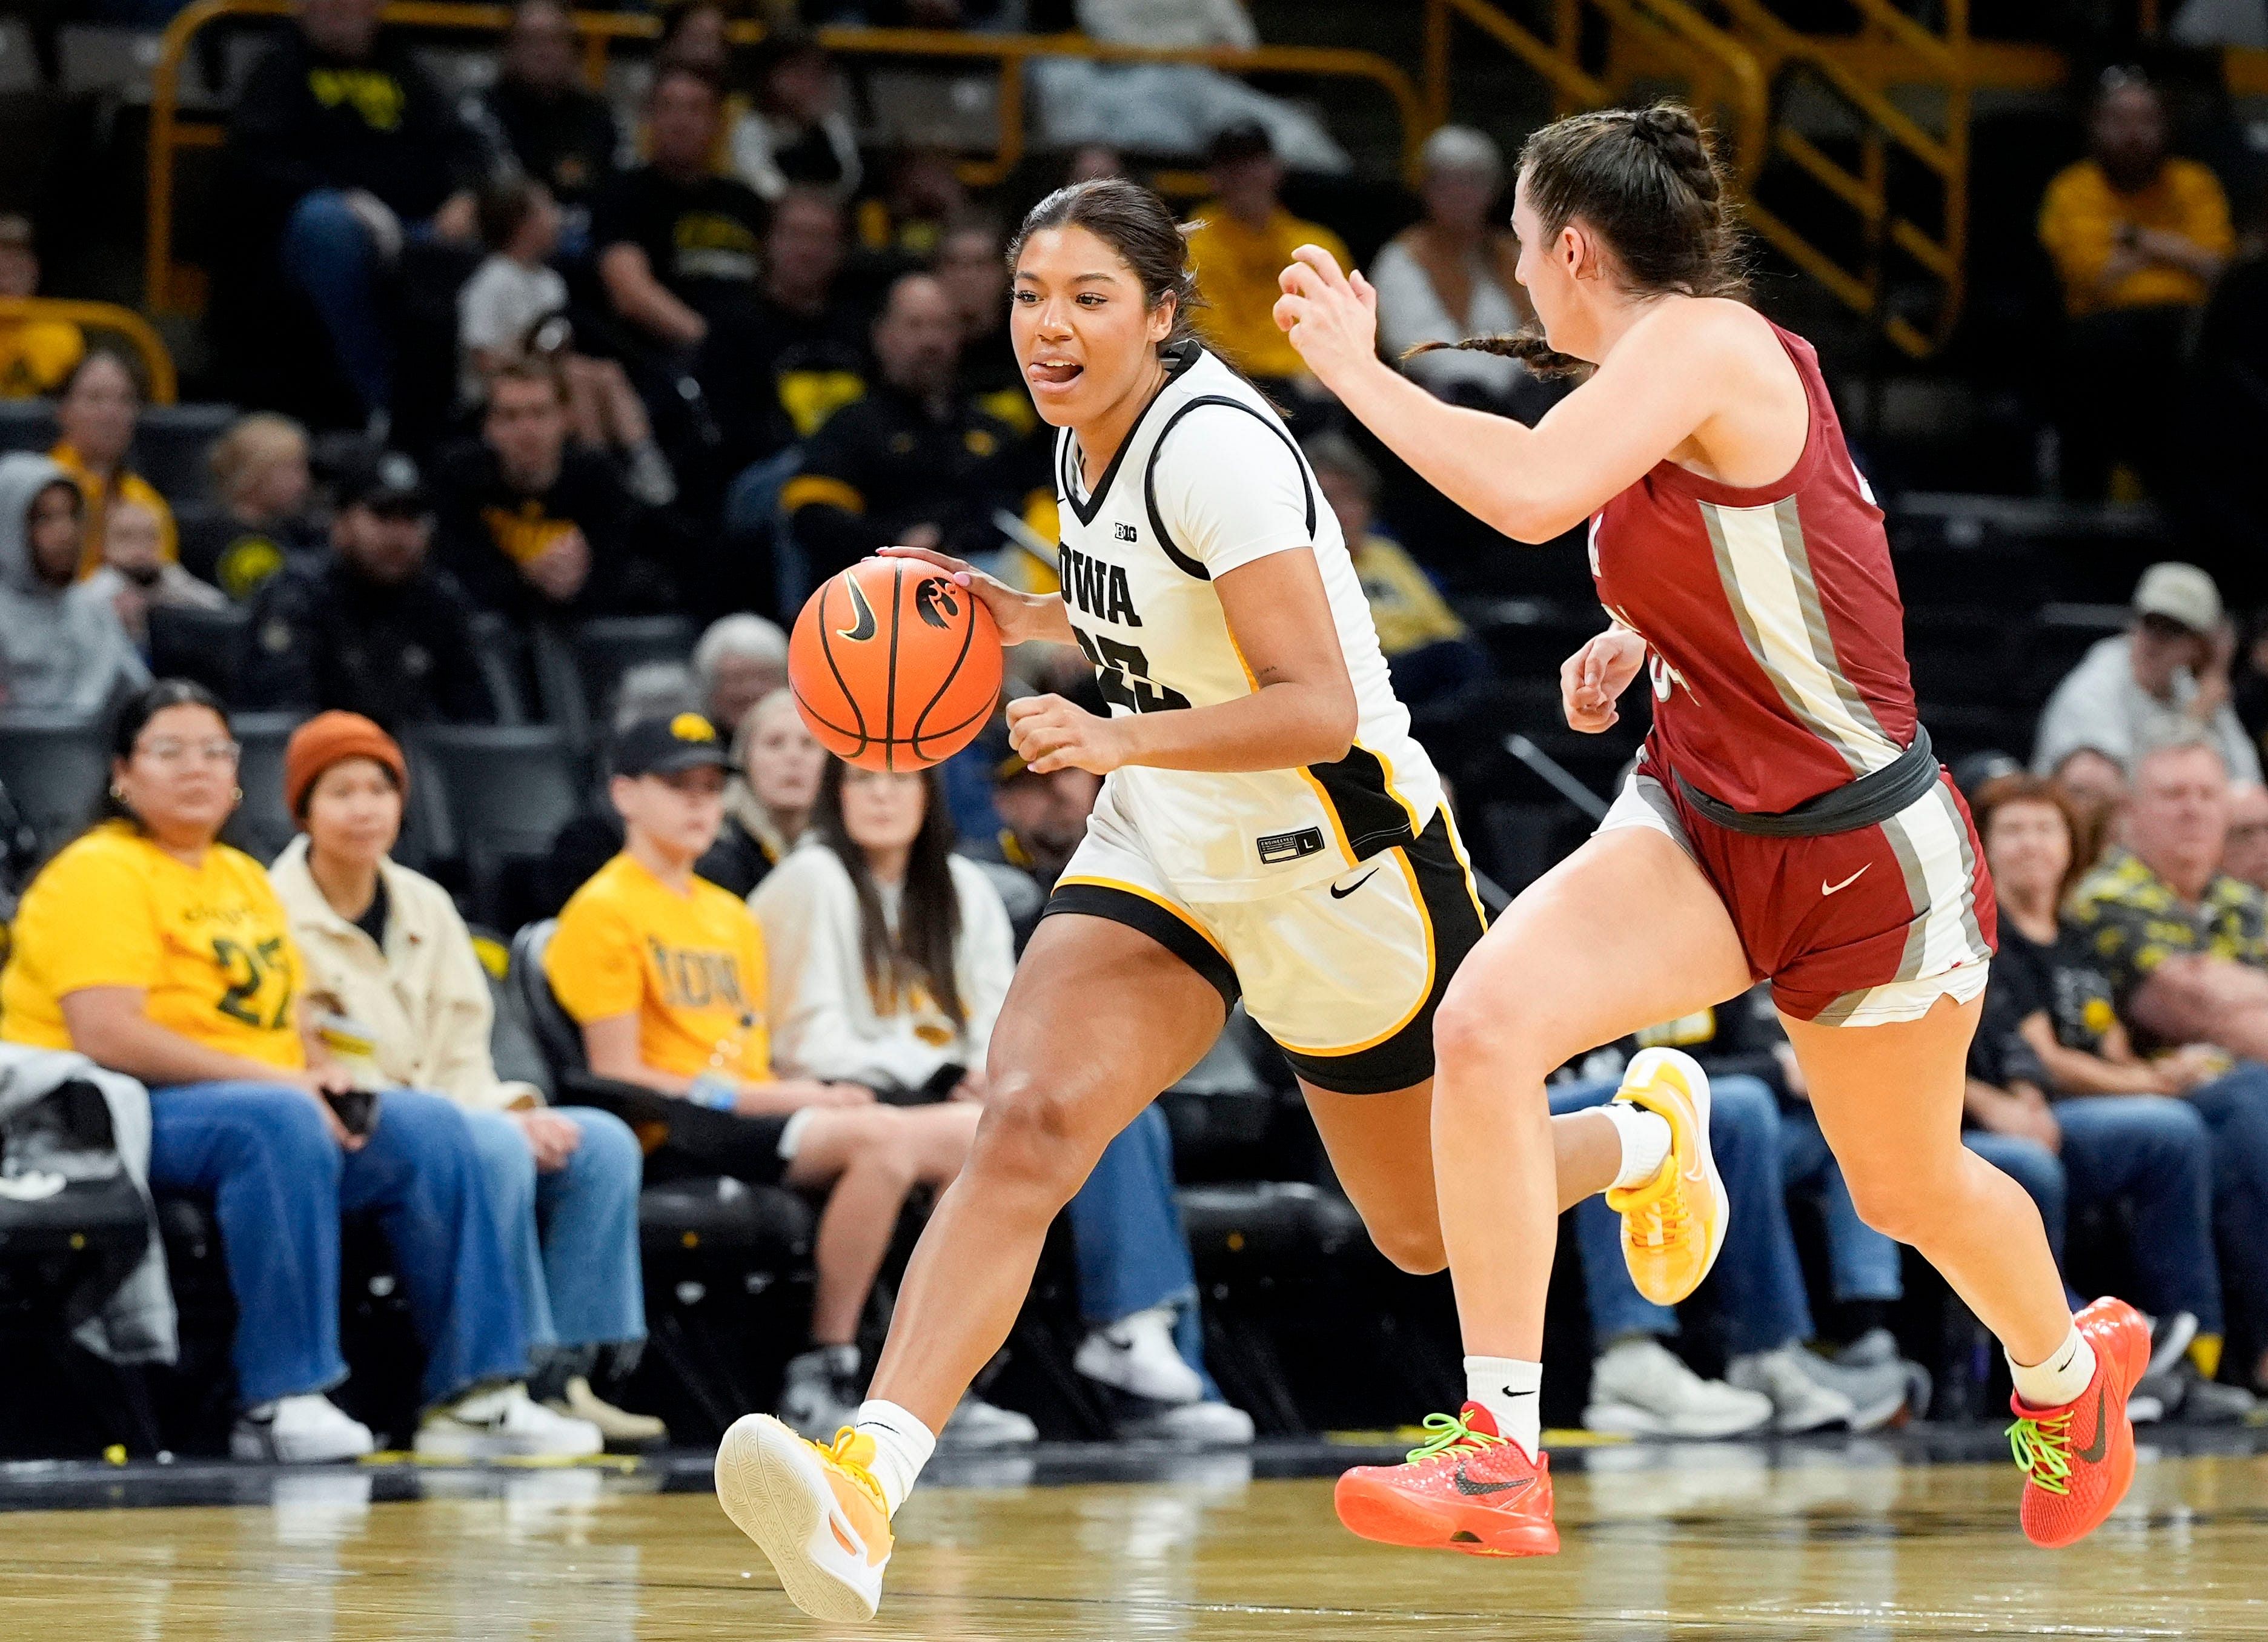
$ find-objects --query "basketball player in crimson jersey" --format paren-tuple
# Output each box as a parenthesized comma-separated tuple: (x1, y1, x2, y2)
(1277, 102, 2147, 1555)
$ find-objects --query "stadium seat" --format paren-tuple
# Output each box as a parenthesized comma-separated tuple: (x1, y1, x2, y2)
(0, 713, 105, 857)
(0, 400, 55, 457)
(132, 405, 237, 502)
(403, 724, 582, 928)
(228, 710, 307, 864)
(147, 601, 248, 704)
(570, 614, 699, 728)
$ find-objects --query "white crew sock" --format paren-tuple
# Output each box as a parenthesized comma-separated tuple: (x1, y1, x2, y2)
(2009, 1324, 2097, 1411)
(1464, 1356, 1542, 1460)
(851, 1400, 936, 1517)
(1599, 1100, 1674, 1190)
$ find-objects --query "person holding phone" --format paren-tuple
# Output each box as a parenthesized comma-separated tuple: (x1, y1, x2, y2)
(0, 680, 595, 1463)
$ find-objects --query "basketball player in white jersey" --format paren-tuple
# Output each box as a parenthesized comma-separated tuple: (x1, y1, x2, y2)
(714, 177, 1731, 1622)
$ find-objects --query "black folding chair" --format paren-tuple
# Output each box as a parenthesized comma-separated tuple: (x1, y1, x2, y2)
(0, 713, 105, 858)
(147, 602, 250, 704)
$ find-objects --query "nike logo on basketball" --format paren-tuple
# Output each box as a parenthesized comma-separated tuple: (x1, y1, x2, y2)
(2077, 1388, 2109, 1464)
(838, 577, 877, 642)
(1822, 866, 1870, 896)
(1453, 1466, 1533, 1497)
(1330, 870, 1378, 901)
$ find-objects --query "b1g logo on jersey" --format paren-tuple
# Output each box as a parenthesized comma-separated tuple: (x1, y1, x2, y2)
(1114, 522, 1138, 542)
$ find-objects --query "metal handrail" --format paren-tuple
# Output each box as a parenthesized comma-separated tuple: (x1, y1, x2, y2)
(0, 298, 177, 402)
(144, 0, 1426, 313)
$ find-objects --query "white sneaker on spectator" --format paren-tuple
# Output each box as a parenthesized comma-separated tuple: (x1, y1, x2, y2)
(1780, 1345, 1910, 1432)
(777, 1344, 864, 1441)
(1075, 1306, 1205, 1406)
(231, 1394, 376, 1463)
(414, 1383, 603, 1458)
(939, 1394, 1038, 1449)
(1583, 1336, 1774, 1438)
(1124, 1399, 1256, 1446)
(1727, 1345, 1857, 1434)
(546, 1376, 668, 1449)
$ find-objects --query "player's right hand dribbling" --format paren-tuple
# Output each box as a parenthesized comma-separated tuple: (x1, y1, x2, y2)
(1561, 627, 1648, 732)
(877, 545, 1068, 647)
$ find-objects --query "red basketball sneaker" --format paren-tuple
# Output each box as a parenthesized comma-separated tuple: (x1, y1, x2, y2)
(2008, 1296, 2152, 1549)
(1335, 1404, 1557, 1558)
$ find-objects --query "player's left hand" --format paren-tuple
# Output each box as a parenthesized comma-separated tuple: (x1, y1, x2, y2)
(1007, 692, 1130, 775)
(1273, 245, 1379, 392)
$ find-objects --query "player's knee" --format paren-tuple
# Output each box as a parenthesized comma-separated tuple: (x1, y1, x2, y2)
(1843, 1159, 1955, 1246)
(969, 1073, 1095, 1201)
(1432, 980, 1553, 1084)
(1366, 1217, 1448, 1275)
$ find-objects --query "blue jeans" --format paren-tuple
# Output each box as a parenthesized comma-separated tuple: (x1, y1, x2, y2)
(147, 1081, 527, 1407)
(2181, 1064, 2268, 1342)
(1778, 1105, 1904, 1303)
(281, 190, 395, 417)
(462, 1107, 647, 1359)
(1554, 1073, 1813, 1357)
(1066, 1105, 1218, 1396)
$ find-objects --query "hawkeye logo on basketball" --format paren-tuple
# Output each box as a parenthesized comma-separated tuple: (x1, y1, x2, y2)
(1058, 544, 1144, 627)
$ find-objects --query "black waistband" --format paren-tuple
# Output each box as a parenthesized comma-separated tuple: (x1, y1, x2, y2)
(1673, 726, 1940, 838)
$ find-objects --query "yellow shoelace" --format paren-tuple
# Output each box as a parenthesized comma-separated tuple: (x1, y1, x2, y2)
(1404, 1409, 1507, 1466)
(822, 1427, 890, 1513)
(2008, 1409, 2075, 1496)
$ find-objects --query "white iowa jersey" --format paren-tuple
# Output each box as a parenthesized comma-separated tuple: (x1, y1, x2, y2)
(1053, 344, 1442, 901)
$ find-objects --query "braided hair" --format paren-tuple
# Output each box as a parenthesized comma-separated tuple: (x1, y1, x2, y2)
(1410, 102, 1745, 379)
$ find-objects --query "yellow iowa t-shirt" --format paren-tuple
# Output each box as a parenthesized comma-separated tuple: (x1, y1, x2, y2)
(546, 852, 770, 1081)
(0, 821, 305, 1070)
(1185, 202, 1351, 380)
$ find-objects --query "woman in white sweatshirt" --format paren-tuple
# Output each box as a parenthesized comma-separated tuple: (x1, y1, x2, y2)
(752, 758, 1252, 1442)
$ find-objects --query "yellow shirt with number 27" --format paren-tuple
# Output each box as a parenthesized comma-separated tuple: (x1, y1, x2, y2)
(0, 821, 305, 1070)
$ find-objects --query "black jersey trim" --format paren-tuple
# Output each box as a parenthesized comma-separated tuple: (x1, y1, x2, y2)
(1061, 340, 1204, 529)
(1307, 743, 1424, 860)
(1043, 880, 1240, 1012)
(1142, 395, 1318, 582)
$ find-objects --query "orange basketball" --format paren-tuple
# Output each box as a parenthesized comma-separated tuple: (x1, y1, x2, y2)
(788, 557, 1004, 772)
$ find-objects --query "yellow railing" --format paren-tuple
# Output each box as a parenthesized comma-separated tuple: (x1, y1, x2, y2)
(0, 298, 177, 402)
(144, 0, 1425, 315)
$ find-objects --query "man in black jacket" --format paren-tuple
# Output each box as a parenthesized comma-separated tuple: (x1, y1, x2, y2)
(477, 0, 620, 250)
(239, 451, 496, 729)
(224, 0, 485, 424)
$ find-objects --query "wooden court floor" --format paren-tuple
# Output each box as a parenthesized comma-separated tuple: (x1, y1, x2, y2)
(2, 1442, 2266, 1639)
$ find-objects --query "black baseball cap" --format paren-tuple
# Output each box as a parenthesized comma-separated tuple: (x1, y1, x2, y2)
(1209, 119, 1275, 166)
(612, 712, 741, 778)
(335, 449, 431, 518)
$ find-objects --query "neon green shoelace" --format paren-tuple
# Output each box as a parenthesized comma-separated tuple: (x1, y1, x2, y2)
(1404, 1409, 1507, 1466)
(2008, 1410, 2074, 1496)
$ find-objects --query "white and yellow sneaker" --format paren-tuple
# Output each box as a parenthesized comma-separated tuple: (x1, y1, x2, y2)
(1603, 1047, 1729, 1306)
(715, 1415, 894, 1621)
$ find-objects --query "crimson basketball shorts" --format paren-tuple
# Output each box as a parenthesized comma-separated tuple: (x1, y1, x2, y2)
(1598, 762, 1997, 1025)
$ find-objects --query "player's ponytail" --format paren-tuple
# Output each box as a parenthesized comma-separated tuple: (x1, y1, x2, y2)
(1411, 101, 1745, 379)
(1010, 177, 1205, 356)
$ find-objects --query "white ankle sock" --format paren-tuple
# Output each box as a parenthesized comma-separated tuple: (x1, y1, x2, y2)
(1464, 1356, 1542, 1460)
(2009, 1325, 2097, 1410)
(1600, 1100, 1673, 1190)
(852, 1400, 936, 1516)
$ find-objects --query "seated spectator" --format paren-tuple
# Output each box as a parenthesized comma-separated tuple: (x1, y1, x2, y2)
(756, 759, 1253, 1440)
(1970, 771, 2246, 1416)
(2037, 69, 2232, 497)
(854, 147, 970, 274)
(0, 213, 82, 398)
(1185, 122, 1350, 408)
(433, 360, 677, 622)
(783, 272, 1038, 581)
(731, 28, 862, 205)
(83, 498, 228, 651)
(974, 730, 1099, 893)
(459, 179, 674, 505)
(478, 0, 621, 250)
(201, 413, 324, 600)
(2226, 781, 2268, 893)
(0, 452, 147, 715)
(2064, 735, 2268, 1394)
(1369, 127, 1535, 413)
(723, 687, 825, 885)
(2050, 744, 2129, 843)
(936, 215, 1036, 437)
(544, 713, 1030, 1446)
(2034, 563, 2260, 784)
(51, 350, 174, 579)
(593, 66, 766, 358)
(239, 451, 496, 729)
(0, 680, 594, 1460)
(270, 712, 663, 1447)
(223, 0, 483, 426)
(696, 612, 791, 734)
(708, 187, 870, 458)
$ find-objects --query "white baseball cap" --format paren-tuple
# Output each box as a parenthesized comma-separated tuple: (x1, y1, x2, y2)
(2132, 561, 2223, 634)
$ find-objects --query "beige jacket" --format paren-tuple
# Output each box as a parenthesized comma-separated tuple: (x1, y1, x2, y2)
(269, 836, 542, 1112)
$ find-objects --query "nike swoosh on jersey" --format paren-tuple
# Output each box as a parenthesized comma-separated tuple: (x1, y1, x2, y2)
(1822, 865, 1871, 896)
(1453, 1466, 1534, 1497)
(1329, 870, 1379, 901)
(2076, 1386, 2109, 1464)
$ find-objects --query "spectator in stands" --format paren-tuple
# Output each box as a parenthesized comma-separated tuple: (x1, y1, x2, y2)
(1972, 772, 2247, 1417)
(783, 273, 1036, 581)
(937, 216, 1035, 436)
(1185, 121, 1350, 405)
(51, 350, 174, 580)
(0, 680, 595, 1461)
(754, 758, 1253, 1442)
(239, 451, 496, 730)
(270, 712, 664, 1448)
(2065, 734, 2268, 1392)
(695, 612, 791, 735)
(2034, 563, 2260, 784)
(543, 713, 1029, 1446)
(2226, 782, 2268, 893)
(731, 27, 862, 205)
(593, 66, 767, 354)
(83, 498, 228, 652)
(460, 179, 675, 506)
(723, 688, 824, 889)
(709, 187, 869, 458)
(854, 147, 969, 270)
(478, 0, 620, 249)
(201, 414, 322, 601)
(0, 213, 82, 398)
(224, 0, 484, 427)
(0, 451, 146, 715)
(433, 359, 677, 623)
(2037, 68, 2232, 497)
(2049, 744, 2130, 842)
(1370, 127, 1534, 414)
